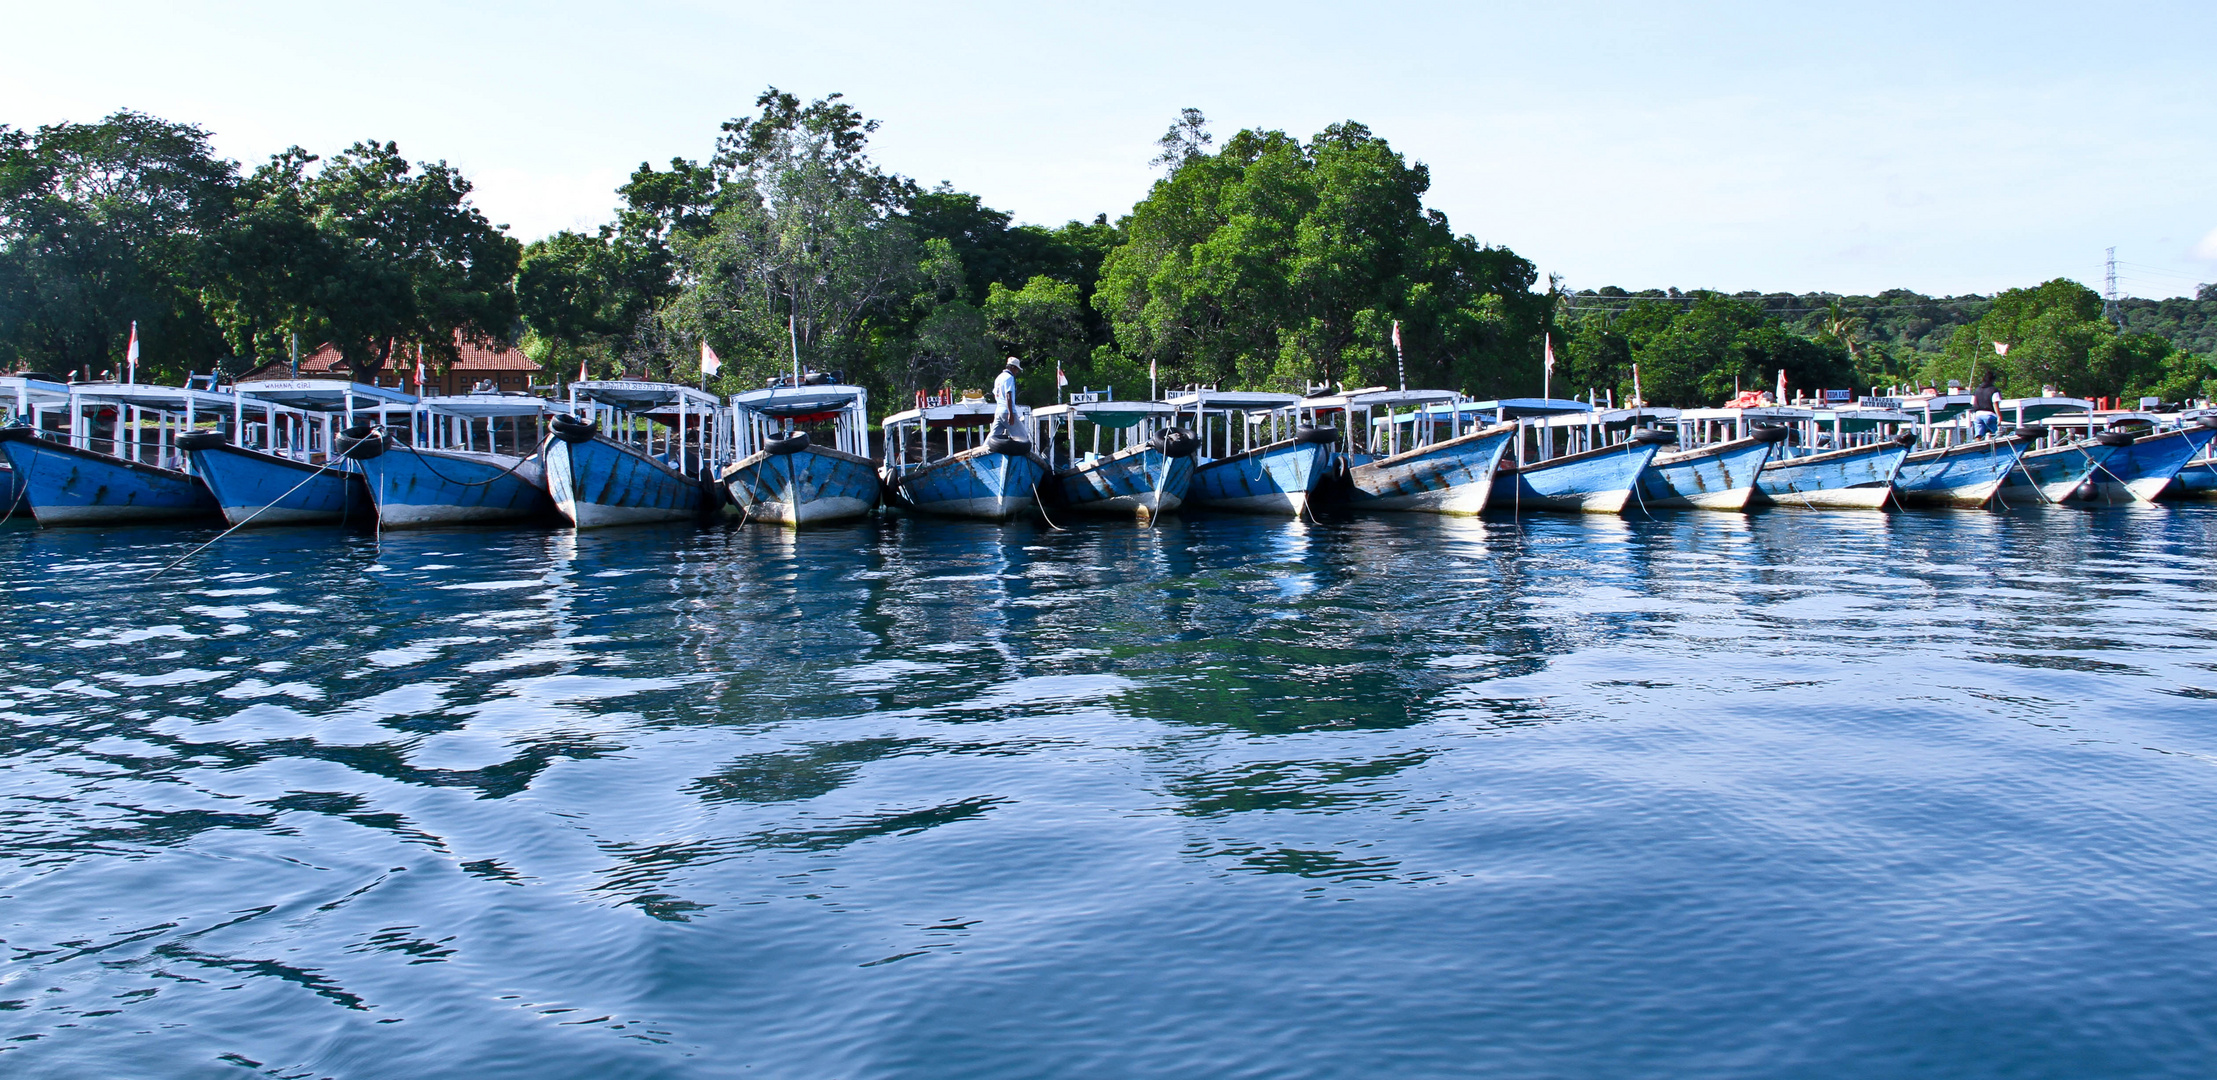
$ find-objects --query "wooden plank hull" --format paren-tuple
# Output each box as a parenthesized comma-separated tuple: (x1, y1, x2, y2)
(2167, 456, 2217, 499)
(1893, 438, 2023, 508)
(545, 435, 706, 528)
(358, 444, 553, 528)
(888, 446, 1047, 521)
(1491, 442, 1659, 514)
(725, 445, 882, 525)
(1638, 438, 1775, 510)
(1053, 445, 1192, 518)
(188, 443, 369, 527)
(1754, 442, 1908, 510)
(0, 435, 218, 526)
(1345, 423, 1516, 514)
(1188, 439, 1332, 515)
(1996, 441, 2115, 505)
(2067, 426, 2217, 503)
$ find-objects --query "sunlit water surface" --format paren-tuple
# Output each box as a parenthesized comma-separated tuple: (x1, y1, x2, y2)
(4, 505, 2216, 1078)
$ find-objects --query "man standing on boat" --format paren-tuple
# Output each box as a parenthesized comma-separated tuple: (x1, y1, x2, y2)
(1970, 373, 2001, 438)
(991, 356, 1022, 441)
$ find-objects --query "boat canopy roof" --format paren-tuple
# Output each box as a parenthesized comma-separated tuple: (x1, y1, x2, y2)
(1164, 390, 1303, 410)
(883, 400, 1029, 429)
(1311, 388, 1458, 411)
(1678, 406, 1814, 422)
(1033, 399, 1180, 426)
(2, 375, 71, 405)
(1903, 393, 1977, 419)
(417, 392, 555, 419)
(66, 382, 234, 411)
(235, 379, 416, 411)
(2000, 396, 2095, 421)
(574, 380, 720, 412)
(1446, 397, 1595, 420)
(732, 384, 865, 418)
(1602, 407, 1681, 424)
(2036, 410, 2157, 429)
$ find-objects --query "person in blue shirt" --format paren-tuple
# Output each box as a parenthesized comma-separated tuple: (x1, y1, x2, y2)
(991, 357, 1021, 440)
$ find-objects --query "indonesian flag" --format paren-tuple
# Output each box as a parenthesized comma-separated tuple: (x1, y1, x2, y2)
(1392, 319, 1403, 352)
(699, 341, 721, 377)
(125, 321, 139, 382)
(1056, 360, 1068, 389)
(577, 355, 587, 383)
(415, 342, 426, 392)
(1150, 356, 1158, 384)
(1544, 332, 1555, 374)
(1992, 341, 2009, 356)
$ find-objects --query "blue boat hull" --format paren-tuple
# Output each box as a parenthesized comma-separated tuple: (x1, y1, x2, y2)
(2068, 425, 2217, 503)
(1637, 437, 1775, 510)
(545, 435, 707, 528)
(1893, 438, 2023, 508)
(888, 446, 1047, 520)
(1053, 445, 1192, 518)
(725, 445, 882, 525)
(1344, 424, 1516, 514)
(2168, 456, 2216, 499)
(0, 434, 218, 526)
(188, 443, 369, 527)
(1187, 439, 1333, 515)
(357, 443, 553, 528)
(1490, 441, 1659, 514)
(0, 460, 22, 523)
(1994, 440, 2115, 505)
(1754, 442, 1909, 509)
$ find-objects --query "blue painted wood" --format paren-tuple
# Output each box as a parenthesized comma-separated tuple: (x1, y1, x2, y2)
(0, 435, 218, 526)
(1637, 437, 1775, 510)
(1344, 424, 1516, 514)
(1893, 438, 2023, 508)
(887, 446, 1048, 520)
(724, 445, 882, 525)
(1754, 442, 1909, 509)
(356, 443, 553, 527)
(2171, 457, 2216, 498)
(1053, 445, 1192, 518)
(1996, 440, 2116, 505)
(0, 459, 20, 522)
(188, 443, 369, 527)
(2069, 425, 2217, 503)
(1187, 440, 1332, 515)
(544, 435, 706, 528)
(1489, 442, 1659, 514)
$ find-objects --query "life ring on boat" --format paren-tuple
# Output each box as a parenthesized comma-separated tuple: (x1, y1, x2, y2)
(765, 431, 811, 455)
(1294, 425, 1339, 445)
(984, 434, 1032, 456)
(1152, 429, 1199, 458)
(335, 424, 385, 461)
(2010, 424, 2046, 443)
(1891, 430, 1920, 448)
(1629, 426, 1677, 446)
(0, 425, 35, 444)
(550, 414, 597, 443)
(1750, 424, 1792, 444)
(177, 431, 228, 451)
(2096, 430, 2136, 447)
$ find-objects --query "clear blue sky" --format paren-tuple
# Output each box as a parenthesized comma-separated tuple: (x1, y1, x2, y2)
(8, 0, 2213, 298)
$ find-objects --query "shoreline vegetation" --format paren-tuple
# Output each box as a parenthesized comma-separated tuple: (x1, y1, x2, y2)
(4, 91, 2212, 414)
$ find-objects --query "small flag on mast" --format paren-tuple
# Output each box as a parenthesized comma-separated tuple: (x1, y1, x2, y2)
(1992, 341, 2009, 356)
(1056, 361, 1067, 390)
(699, 341, 721, 377)
(125, 321, 139, 383)
(415, 342, 426, 393)
(1544, 333, 1556, 374)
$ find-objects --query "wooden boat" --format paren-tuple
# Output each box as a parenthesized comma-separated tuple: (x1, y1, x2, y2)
(0, 382, 228, 526)
(1673, 406, 1913, 510)
(1171, 390, 1333, 515)
(1472, 399, 1664, 513)
(349, 392, 556, 527)
(1324, 390, 1517, 514)
(181, 379, 416, 527)
(1, 375, 72, 523)
(725, 379, 880, 525)
(2166, 410, 2217, 499)
(1643, 413, 1786, 510)
(2055, 412, 2217, 503)
(1032, 396, 1194, 520)
(881, 396, 1047, 521)
(545, 380, 725, 528)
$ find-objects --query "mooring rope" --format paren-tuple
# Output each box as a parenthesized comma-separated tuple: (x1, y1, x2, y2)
(151, 455, 344, 579)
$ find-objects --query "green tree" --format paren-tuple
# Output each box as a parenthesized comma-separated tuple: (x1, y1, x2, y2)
(516, 227, 670, 378)
(0, 111, 239, 380)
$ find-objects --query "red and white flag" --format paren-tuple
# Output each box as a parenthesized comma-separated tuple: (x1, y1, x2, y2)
(577, 355, 588, 383)
(1056, 360, 1068, 390)
(125, 321, 139, 382)
(1391, 320, 1403, 352)
(1992, 341, 2009, 357)
(699, 341, 721, 377)
(415, 342, 427, 393)
(1544, 332, 1556, 374)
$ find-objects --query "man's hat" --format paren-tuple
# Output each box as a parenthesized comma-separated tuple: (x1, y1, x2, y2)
(1005, 356, 1022, 370)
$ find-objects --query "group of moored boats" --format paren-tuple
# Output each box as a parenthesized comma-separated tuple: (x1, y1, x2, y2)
(3, 371, 2214, 533)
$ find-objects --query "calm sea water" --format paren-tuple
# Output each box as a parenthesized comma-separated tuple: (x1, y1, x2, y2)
(4, 505, 2217, 1079)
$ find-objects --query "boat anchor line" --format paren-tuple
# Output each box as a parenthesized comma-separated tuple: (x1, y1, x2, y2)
(0, 440, 32, 526)
(1030, 479, 1068, 532)
(149, 455, 346, 580)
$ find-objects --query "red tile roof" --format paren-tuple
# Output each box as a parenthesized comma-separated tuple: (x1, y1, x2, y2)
(240, 333, 541, 383)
